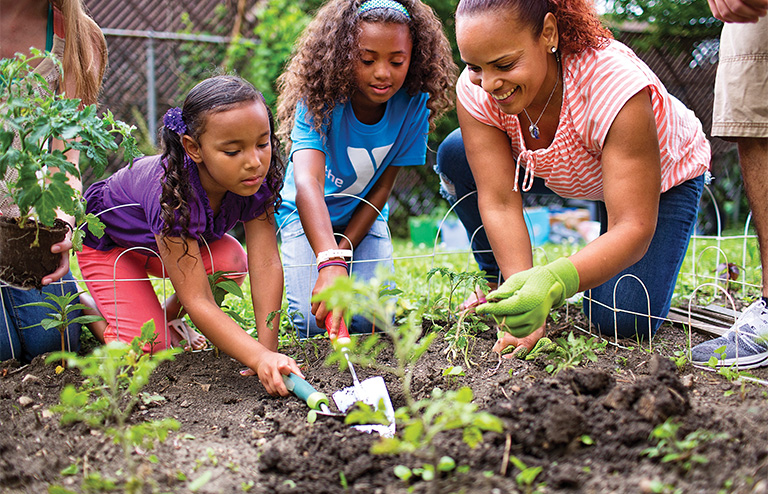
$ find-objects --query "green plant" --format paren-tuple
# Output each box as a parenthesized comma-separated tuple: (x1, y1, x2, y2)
(509, 455, 545, 494)
(19, 289, 103, 368)
(642, 419, 729, 473)
(544, 332, 608, 376)
(426, 267, 489, 318)
(207, 270, 246, 325)
(315, 272, 503, 493)
(47, 321, 180, 493)
(0, 50, 138, 248)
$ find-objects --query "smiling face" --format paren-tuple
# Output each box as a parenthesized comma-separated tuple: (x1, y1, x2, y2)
(456, 10, 558, 116)
(351, 21, 412, 124)
(183, 100, 272, 209)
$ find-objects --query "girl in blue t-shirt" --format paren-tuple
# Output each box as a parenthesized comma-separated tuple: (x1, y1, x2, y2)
(276, 0, 457, 339)
(77, 76, 302, 396)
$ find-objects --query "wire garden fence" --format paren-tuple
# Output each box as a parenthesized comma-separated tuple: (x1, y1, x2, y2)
(3, 3, 760, 366)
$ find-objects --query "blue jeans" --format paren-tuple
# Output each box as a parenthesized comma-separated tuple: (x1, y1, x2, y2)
(435, 127, 704, 339)
(0, 272, 82, 363)
(280, 219, 395, 338)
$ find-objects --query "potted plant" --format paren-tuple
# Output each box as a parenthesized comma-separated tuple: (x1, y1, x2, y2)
(0, 50, 139, 289)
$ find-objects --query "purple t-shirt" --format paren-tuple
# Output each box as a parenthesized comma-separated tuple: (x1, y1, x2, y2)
(83, 155, 276, 252)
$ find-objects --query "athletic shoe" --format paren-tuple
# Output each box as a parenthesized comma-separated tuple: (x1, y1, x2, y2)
(690, 299, 768, 369)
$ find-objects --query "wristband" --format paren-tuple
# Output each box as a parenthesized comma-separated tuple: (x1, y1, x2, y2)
(317, 260, 349, 272)
(316, 249, 353, 266)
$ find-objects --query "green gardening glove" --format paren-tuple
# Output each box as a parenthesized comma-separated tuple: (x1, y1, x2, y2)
(476, 258, 579, 338)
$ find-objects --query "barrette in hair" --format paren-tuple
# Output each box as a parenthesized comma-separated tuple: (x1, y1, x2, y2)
(163, 107, 187, 135)
(357, 0, 411, 19)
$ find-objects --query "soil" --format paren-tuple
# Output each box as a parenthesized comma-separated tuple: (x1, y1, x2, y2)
(2, 307, 768, 494)
(0, 217, 68, 289)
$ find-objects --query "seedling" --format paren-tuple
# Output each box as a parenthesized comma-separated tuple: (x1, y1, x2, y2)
(47, 321, 180, 492)
(509, 455, 545, 494)
(642, 419, 729, 473)
(544, 332, 607, 376)
(315, 271, 503, 494)
(207, 270, 245, 325)
(426, 267, 489, 319)
(20, 290, 103, 368)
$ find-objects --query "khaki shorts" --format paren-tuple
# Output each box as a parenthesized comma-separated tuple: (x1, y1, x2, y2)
(712, 15, 768, 139)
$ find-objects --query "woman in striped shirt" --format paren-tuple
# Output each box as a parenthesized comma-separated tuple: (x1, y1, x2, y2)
(435, 0, 710, 355)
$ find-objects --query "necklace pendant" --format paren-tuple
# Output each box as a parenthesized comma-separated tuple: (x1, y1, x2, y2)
(529, 123, 540, 139)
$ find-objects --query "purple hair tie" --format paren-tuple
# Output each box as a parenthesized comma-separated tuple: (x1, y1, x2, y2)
(163, 107, 187, 135)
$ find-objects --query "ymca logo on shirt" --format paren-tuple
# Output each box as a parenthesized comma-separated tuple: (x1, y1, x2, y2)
(329, 144, 393, 195)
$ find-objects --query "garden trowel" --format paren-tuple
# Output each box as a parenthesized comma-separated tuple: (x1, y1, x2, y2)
(325, 314, 396, 438)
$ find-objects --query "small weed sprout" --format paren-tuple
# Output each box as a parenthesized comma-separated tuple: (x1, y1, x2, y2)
(47, 321, 180, 493)
(20, 290, 103, 368)
(544, 332, 607, 376)
(642, 419, 729, 473)
(315, 272, 503, 493)
(509, 455, 545, 494)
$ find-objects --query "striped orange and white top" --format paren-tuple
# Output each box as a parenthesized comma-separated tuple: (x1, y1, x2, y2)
(457, 39, 711, 201)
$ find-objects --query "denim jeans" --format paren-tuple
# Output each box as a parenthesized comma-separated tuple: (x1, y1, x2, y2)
(280, 219, 394, 338)
(0, 272, 82, 363)
(435, 127, 704, 339)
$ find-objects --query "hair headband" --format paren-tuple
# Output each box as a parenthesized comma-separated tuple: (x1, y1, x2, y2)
(357, 0, 411, 19)
(163, 107, 187, 134)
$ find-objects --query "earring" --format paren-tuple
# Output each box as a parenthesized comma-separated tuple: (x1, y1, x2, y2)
(550, 46, 557, 53)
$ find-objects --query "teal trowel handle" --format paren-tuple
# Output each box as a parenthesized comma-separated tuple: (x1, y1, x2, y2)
(282, 373, 330, 410)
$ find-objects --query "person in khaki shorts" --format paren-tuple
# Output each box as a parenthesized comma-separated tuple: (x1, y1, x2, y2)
(691, 0, 768, 368)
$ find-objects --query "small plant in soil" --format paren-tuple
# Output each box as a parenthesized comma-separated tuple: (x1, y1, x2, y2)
(207, 270, 246, 325)
(509, 455, 546, 494)
(0, 50, 138, 288)
(426, 267, 488, 319)
(316, 272, 503, 492)
(19, 289, 103, 369)
(642, 418, 729, 473)
(544, 331, 608, 376)
(47, 321, 180, 493)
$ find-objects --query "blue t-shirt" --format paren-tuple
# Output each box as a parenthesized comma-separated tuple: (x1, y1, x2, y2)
(83, 155, 276, 252)
(277, 88, 429, 227)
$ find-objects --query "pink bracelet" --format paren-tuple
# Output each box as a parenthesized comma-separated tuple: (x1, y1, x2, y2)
(317, 260, 348, 272)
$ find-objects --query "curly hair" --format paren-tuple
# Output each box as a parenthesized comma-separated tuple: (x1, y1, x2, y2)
(276, 0, 457, 147)
(456, 0, 612, 55)
(159, 75, 285, 259)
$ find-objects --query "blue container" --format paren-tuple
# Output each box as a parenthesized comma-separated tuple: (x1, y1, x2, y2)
(524, 207, 550, 247)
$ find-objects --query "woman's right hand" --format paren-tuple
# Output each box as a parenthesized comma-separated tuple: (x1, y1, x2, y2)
(250, 351, 304, 396)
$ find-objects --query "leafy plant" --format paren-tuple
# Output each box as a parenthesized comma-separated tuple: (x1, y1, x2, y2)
(19, 289, 103, 368)
(642, 419, 729, 473)
(544, 332, 608, 376)
(47, 321, 180, 493)
(315, 272, 503, 493)
(0, 51, 139, 248)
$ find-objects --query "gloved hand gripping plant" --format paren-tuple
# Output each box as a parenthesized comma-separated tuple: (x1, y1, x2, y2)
(476, 258, 580, 338)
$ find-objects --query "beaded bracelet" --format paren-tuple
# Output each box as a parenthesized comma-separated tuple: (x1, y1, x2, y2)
(317, 260, 349, 272)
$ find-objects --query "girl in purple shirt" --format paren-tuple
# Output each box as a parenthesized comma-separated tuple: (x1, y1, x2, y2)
(77, 76, 302, 396)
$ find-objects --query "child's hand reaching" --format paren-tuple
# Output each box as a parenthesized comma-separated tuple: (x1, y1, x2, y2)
(242, 351, 304, 396)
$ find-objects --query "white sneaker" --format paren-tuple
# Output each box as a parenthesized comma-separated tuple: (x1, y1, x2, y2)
(691, 299, 768, 369)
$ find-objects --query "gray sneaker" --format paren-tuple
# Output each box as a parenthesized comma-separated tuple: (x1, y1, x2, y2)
(691, 299, 768, 369)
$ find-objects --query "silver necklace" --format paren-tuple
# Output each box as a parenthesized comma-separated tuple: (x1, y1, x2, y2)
(522, 60, 560, 140)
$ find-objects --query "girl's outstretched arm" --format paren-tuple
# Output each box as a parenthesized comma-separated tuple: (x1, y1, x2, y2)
(243, 210, 283, 352)
(155, 234, 302, 396)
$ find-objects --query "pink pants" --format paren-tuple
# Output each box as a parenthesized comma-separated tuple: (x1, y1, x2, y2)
(77, 234, 246, 351)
